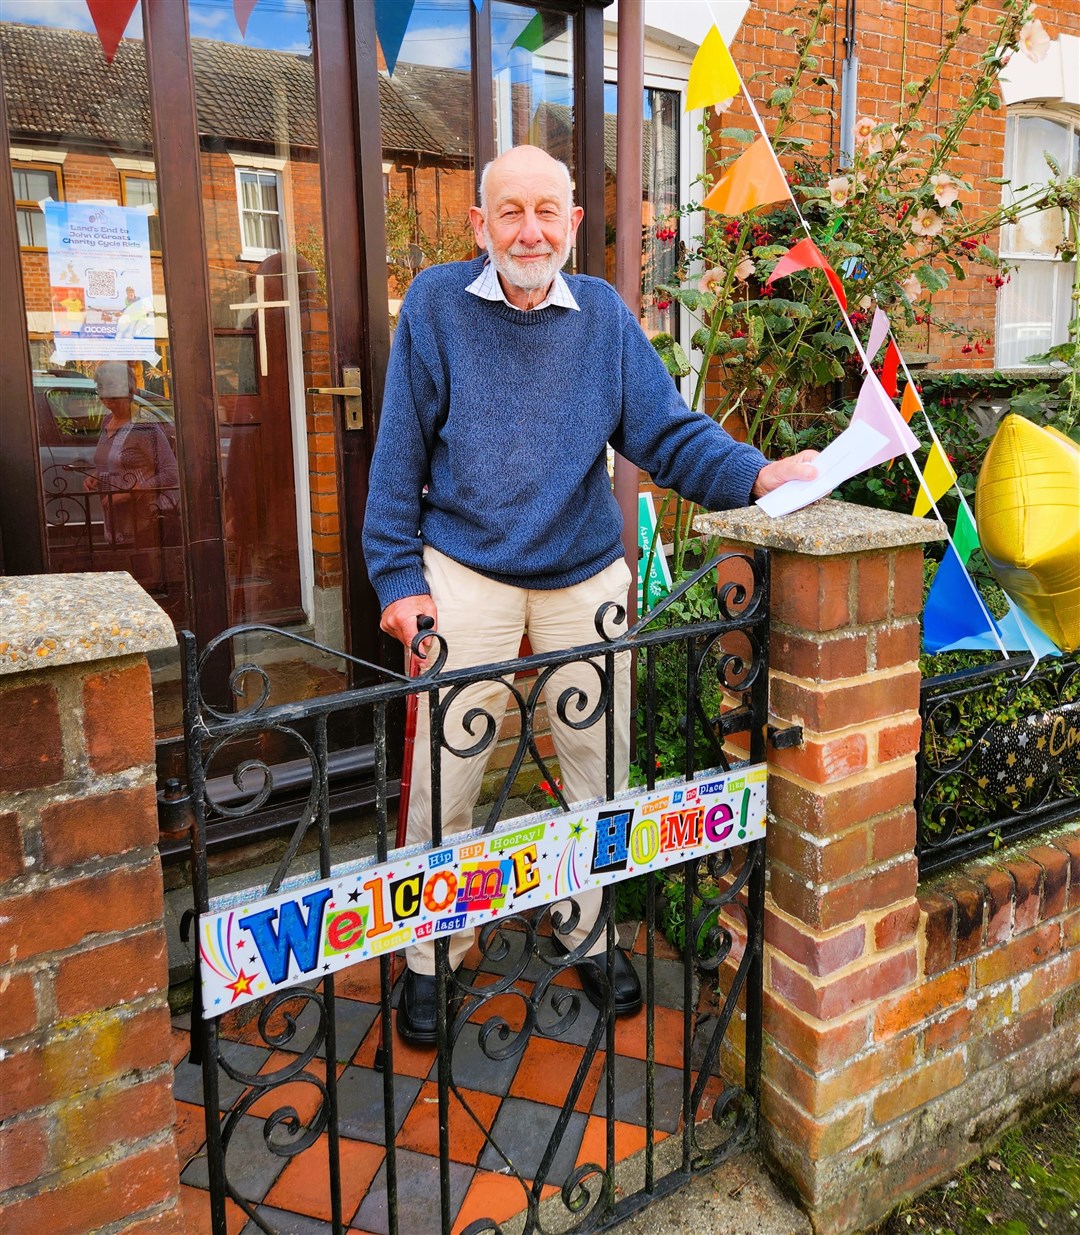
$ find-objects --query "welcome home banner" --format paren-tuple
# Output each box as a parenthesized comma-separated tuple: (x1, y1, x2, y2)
(199, 764, 767, 1016)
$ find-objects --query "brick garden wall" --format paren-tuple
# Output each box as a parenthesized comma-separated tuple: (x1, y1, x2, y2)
(0, 583, 182, 1235)
(698, 503, 1080, 1234)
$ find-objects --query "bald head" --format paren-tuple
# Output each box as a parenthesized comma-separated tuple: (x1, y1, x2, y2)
(479, 145, 574, 215)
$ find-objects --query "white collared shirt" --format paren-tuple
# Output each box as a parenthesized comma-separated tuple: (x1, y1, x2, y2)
(465, 257, 580, 312)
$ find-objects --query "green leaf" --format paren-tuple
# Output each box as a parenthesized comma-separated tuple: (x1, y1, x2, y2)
(916, 264, 950, 292)
(769, 86, 794, 108)
(976, 244, 998, 263)
(718, 127, 758, 143)
(807, 106, 836, 117)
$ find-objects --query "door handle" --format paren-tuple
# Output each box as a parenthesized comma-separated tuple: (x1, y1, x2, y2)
(306, 365, 363, 430)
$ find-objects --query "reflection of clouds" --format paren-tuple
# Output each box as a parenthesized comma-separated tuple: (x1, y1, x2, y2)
(188, 6, 232, 34)
(188, 0, 309, 50)
(3, 0, 141, 36)
(399, 24, 471, 71)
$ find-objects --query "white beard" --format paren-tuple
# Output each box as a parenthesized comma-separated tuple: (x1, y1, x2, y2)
(483, 222, 572, 293)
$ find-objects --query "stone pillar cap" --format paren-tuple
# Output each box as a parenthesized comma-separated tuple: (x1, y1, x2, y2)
(694, 498, 946, 556)
(0, 573, 176, 674)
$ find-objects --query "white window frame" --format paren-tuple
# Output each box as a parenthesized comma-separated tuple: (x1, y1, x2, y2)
(995, 106, 1079, 368)
(234, 166, 285, 262)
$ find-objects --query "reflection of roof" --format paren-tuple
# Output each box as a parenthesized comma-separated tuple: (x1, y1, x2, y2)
(532, 100, 677, 191)
(0, 22, 469, 162)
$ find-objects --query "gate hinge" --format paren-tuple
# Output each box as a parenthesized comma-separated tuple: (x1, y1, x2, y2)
(157, 778, 194, 839)
(768, 723, 803, 750)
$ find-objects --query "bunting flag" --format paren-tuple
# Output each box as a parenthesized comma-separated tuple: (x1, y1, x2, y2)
(686, 25, 742, 112)
(953, 502, 980, 565)
(234, 0, 259, 37)
(765, 237, 847, 310)
(913, 439, 957, 518)
(374, 0, 416, 75)
(899, 382, 921, 424)
(933, 601, 1061, 657)
(86, 0, 138, 63)
(923, 545, 1001, 653)
(847, 373, 920, 469)
(879, 339, 901, 399)
(512, 11, 569, 54)
(867, 308, 890, 364)
(701, 139, 791, 215)
(473, 0, 485, 9)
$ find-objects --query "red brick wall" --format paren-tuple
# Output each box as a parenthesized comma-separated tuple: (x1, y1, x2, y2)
(724, 2, 1080, 369)
(698, 519, 1080, 1233)
(0, 656, 183, 1235)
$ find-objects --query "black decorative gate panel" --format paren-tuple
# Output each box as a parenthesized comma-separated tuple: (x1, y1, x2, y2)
(180, 551, 770, 1235)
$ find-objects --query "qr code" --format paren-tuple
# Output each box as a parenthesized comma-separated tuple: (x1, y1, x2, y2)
(85, 268, 117, 299)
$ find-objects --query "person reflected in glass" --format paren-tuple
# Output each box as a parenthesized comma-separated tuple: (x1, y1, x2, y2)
(84, 360, 179, 549)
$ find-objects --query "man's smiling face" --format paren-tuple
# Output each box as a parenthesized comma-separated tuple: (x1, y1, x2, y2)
(470, 147, 583, 301)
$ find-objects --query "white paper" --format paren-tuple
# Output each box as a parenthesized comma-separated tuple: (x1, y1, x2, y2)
(755, 420, 890, 518)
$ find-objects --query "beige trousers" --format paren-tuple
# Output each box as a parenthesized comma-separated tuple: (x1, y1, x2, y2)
(404, 547, 632, 974)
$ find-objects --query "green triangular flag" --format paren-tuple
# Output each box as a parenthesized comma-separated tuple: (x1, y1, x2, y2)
(512, 12, 545, 52)
(953, 502, 979, 565)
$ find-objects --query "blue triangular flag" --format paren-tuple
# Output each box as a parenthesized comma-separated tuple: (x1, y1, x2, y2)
(472, 0, 484, 10)
(374, 0, 415, 75)
(922, 546, 1000, 653)
(999, 604, 1061, 658)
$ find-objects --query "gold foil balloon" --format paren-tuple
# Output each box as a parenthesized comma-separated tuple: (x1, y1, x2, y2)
(975, 414, 1080, 653)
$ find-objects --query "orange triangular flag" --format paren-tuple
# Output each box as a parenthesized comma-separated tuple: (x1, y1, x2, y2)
(765, 237, 847, 310)
(686, 26, 742, 112)
(702, 139, 792, 216)
(900, 382, 921, 423)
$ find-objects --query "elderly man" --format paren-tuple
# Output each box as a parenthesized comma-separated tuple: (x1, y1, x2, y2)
(363, 144, 816, 1046)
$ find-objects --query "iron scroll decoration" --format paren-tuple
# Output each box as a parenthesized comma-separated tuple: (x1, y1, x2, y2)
(182, 549, 770, 1235)
(917, 653, 1079, 874)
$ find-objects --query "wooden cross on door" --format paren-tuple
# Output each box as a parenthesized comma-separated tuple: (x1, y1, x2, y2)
(229, 273, 289, 377)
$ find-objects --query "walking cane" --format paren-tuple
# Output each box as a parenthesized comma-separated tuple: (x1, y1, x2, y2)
(374, 613, 435, 1073)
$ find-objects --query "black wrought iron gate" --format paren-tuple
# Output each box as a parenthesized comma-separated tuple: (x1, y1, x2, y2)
(180, 550, 770, 1235)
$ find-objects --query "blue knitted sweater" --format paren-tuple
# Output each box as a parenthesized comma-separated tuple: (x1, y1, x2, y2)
(362, 256, 768, 609)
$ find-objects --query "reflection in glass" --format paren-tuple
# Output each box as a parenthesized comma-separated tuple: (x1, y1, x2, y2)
(998, 112, 1078, 367)
(1, 13, 187, 633)
(603, 84, 681, 340)
(380, 0, 476, 319)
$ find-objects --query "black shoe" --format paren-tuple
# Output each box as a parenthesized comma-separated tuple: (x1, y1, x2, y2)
(397, 968, 439, 1047)
(551, 936, 643, 1017)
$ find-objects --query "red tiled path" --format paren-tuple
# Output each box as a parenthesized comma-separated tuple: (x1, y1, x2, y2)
(174, 923, 736, 1234)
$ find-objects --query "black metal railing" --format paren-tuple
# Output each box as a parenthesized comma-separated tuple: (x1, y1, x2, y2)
(916, 652, 1079, 875)
(181, 549, 770, 1235)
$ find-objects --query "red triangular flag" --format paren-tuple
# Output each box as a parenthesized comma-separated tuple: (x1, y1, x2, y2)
(765, 237, 847, 310)
(879, 339, 901, 399)
(234, 0, 259, 37)
(86, 0, 138, 64)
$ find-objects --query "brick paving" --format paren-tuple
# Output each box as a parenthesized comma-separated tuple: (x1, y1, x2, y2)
(171, 923, 729, 1235)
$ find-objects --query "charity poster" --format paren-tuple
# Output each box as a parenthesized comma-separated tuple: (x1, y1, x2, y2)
(43, 200, 158, 364)
(199, 763, 768, 1017)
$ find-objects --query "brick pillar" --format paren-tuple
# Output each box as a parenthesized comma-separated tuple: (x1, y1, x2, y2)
(0, 575, 183, 1235)
(696, 500, 944, 1234)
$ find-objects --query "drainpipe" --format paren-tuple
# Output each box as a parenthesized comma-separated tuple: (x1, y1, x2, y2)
(614, 0, 644, 621)
(838, 0, 858, 168)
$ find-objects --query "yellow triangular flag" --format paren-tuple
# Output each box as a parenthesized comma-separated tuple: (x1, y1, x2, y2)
(900, 382, 921, 424)
(686, 25, 741, 112)
(702, 138, 791, 215)
(913, 439, 957, 517)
